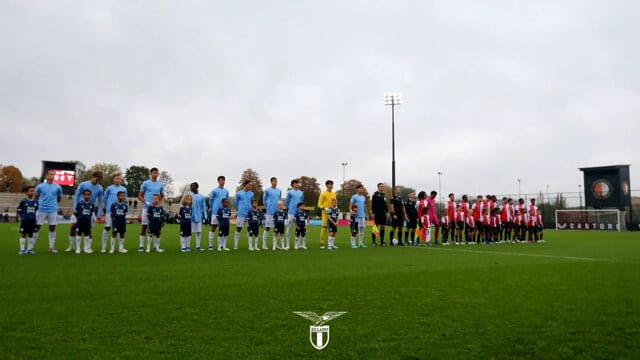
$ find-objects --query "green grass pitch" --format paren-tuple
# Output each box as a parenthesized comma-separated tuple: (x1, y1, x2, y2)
(1, 223, 639, 359)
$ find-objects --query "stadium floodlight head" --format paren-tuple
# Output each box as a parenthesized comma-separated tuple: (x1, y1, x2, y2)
(384, 92, 402, 106)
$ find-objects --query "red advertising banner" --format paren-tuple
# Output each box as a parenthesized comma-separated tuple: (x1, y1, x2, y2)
(52, 170, 75, 186)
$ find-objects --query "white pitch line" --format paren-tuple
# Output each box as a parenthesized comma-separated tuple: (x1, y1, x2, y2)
(425, 247, 639, 264)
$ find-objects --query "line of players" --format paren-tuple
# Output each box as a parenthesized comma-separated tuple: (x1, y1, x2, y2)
(372, 186, 545, 247)
(16, 168, 545, 255)
(426, 194, 545, 246)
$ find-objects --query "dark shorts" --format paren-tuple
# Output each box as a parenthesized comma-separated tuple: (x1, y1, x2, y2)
(476, 222, 483, 231)
(20, 218, 36, 235)
(296, 227, 307, 237)
(248, 223, 260, 236)
(148, 221, 162, 236)
(274, 223, 285, 234)
(218, 224, 229, 237)
(406, 218, 417, 230)
(328, 222, 338, 233)
(76, 219, 92, 235)
(441, 226, 449, 236)
(391, 217, 403, 228)
(456, 221, 464, 231)
(112, 219, 126, 235)
(350, 223, 358, 235)
(373, 213, 387, 226)
(180, 222, 192, 237)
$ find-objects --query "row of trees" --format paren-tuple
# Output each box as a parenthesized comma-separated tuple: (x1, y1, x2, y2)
(0, 162, 175, 198)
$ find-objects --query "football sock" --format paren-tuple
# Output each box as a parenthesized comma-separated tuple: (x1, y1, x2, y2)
(27, 236, 35, 250)
(76, 236, 81, 250)
(19, 237, 25, 251)
(351, 236, 356, 247)
(32, 231, 39, 246)
(301, 237, 306, 248)
(208, 231, 214, 248)
(110, 237, 115, 250)
(68, 236, 75, 249)
(390, 231, 395, 242)
(359, 228, 365, 245)
(234, 231, 240, 249)
(102, 230, 108, 247)
(119, 237, 125, 248)
(195, 233, 201, 248)
(139, 235, 145, 248)
(380, 229, 385, 244)
(262, 231, 269, 247)
(319, 227, 326, 246)
(154, 237, 160, 249)
(48, 232, 56, 249)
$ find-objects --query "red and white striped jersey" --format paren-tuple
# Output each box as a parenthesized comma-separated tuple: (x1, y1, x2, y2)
(492, 215, 501, 227)
(455, 210, 466, 222)
(460, 201, 469, 218)
(528, 205, 538, 215)
(466, 216, 475, 228)
(440, 215, 450, 227)
(472, 201, 483, 221)
(447, 201, 456, 220)
(420, 213, 431, 228)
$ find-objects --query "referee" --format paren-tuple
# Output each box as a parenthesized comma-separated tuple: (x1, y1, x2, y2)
(371, 182, 388, 246)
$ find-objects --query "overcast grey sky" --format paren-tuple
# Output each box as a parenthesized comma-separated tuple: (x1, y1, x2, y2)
(1, 0, 638, 199)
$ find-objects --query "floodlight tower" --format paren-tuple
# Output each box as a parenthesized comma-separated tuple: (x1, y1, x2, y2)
(341, 162, 348, 184)
(384, 92, 402, 189)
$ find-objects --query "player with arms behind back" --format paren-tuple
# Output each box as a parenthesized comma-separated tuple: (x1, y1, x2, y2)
(34, 170, 63, 253)
(262, 177, 282, 250)
(350, 184, 368, 248)
(17, 186, 38, 255)
(208, 176, 229, 251)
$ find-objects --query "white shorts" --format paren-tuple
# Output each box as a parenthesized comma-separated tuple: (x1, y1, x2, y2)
(141, 208, 149, 225)
(191, 222, 202, 233)
(210, 215, 219, 225)
(356, 217, 365, 228)
(236, 216, 246, 228)
(36, 212, 58, 226)
(264, 214, 274, 228)
(104, 215, 112, 227)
